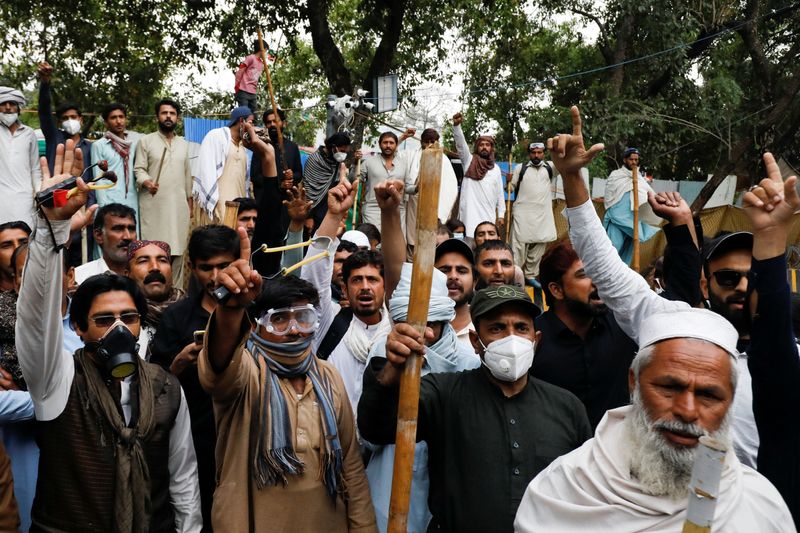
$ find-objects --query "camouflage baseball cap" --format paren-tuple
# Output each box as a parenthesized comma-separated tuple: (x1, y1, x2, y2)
(469, 284, 541, 323)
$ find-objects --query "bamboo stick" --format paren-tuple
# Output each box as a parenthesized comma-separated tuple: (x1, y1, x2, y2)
(257, 28, 287, 174)
(505, 153, 513, 241)
(387, 143, 443, 533)
(222, 200, 240, 229)
(153, 146, 167, 187)
(631, 163, 640, 272)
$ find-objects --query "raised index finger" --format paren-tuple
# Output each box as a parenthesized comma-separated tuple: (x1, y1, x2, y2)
(762, 152, 781, 184)
(237, 226, 251, 261)
(570, 105, 583, 137)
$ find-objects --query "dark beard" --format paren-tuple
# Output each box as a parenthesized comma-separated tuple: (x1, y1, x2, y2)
(564, 295, 606, 318)
(158, 121, 176, 133)
(708, 290, 748, 335)
(268, 127, 279, 143)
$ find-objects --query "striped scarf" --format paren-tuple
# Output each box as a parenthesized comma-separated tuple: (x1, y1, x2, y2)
(302, 148, 339, 208)
(246, 332, 343, 500)
(104, 131, 132, 196)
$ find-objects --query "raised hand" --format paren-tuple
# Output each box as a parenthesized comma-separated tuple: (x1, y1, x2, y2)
(743, 152, 799, 233)
(547, 106, 604, 177)
(40, 140, 88, 221)
(374, 179, 404, 211)
(647, 191, 692, 226)
(215, 227, 263, 308)
(37, 62, 53, 83)
(327, 171, 358, 217)
(452, 112, 463, 127)
(284, 184, 312, 224)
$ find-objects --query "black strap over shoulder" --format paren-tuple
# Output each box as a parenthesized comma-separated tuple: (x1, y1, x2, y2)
(515, 162, 553, 196)
(316, 307, 354, 360)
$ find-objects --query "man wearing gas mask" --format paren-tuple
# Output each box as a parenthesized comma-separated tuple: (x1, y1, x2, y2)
(16, 141, 202, 532)
(251, 107, 304, 275)
(358, 283, 591, 533)
(198, 174, 376, 532)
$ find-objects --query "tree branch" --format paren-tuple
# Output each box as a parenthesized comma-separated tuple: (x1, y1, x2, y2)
(737, 0, 773, 101)
(571, 7, 612, 63)
(305, 0, 353, 95)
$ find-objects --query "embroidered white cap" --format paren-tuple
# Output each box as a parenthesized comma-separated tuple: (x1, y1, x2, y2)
(638, 308, 739, 359)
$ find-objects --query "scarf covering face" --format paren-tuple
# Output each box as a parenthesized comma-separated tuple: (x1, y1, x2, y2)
(75, 348, 157, 533)
(144, 287, 185, 330)
(303, 147, 339, 208)
(464, 135, 496, 180)
(389, 263, 455, 323)
(246, 332, 344, 500)
(104, 131, 132, 196)
(343, 308, 393, 364)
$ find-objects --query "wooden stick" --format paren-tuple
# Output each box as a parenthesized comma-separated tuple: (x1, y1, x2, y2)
(388, 143, 443, 533)
(257, 28, 287, 174)
(505, 153, 513, 241)
(153, 146, 167, 186)
(353, 109, 421, 141)
(631, 163, 640, 272)
(682, 436, 727, 533)
(80, 207, 88, 265)
(351, 158, 362, 228)
(222, 200, 240, 229)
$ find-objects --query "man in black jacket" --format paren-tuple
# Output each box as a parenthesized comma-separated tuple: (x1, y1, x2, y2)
(252, 108, 304, 275)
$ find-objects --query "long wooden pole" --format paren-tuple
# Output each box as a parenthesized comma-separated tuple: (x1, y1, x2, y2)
(351, 157, 362, 228)
(388, 143, 443, 533)
(505, 152, 513, 241)
(153, 146, 167, 187)
(257, 28, 287, 174)
(631, 163, 640, 272)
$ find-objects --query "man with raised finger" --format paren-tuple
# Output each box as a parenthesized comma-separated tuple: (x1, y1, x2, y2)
(17, 142, 201, 531)
(199, 187, 377, 531)
(544, 105, 800, 526)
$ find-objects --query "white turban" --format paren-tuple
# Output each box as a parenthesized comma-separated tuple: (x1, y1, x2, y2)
(389, 262, 455, 323)
(0, 87, 26, 108)
(638, 308, 739, 359)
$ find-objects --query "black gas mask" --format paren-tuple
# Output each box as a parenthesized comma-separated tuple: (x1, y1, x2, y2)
(95, 322, 139, 378)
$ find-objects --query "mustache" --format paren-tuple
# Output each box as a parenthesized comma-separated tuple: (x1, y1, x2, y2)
(118, 240, 131, 249)
(652, 419, 705, 439)
(143, 271, 167, 284)
(446, 281, 463, 290)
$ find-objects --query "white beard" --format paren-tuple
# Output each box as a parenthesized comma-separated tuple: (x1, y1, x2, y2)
(626, 386, 732, 500)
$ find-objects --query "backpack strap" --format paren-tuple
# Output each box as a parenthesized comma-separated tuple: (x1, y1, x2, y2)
(316, 307, 354, 360)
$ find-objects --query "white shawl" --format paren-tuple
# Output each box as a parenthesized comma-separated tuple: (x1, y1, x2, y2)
(514, 406, 794, 533)
(193, 127, 231, 219)
(343, 307, 392, 364)
(604, 166, 661, 225)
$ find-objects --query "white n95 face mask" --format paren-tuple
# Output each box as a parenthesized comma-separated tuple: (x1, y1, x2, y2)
(61, 119, 81, 135)
(480, 335, 535, 382)
(333, 151, 347, 163)
(0, 113, 18, 127)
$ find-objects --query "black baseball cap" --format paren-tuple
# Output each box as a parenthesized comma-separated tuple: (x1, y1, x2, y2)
(470, 284, 541, 323)
(436, 238, 474, 264)
(703, 231, 753, 263)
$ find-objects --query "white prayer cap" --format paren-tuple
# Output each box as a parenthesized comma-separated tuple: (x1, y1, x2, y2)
(0, 87, 25, 107)
(341, 230, 370, 249)
(638, 308, 739, 359)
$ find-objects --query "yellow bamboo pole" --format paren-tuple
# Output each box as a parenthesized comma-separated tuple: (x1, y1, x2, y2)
(387, 143, 443, 533)
(222, 200, 240, 230)
(631, 163, 640, 272)
(257, 28, 287, 175)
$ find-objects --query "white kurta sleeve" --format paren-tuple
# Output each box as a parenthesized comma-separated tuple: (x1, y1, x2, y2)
(495, 172, 506, 218)
(452, 125, 472, 169)
(300, 236, 340, 350)
(566, 199, 686, 340)
(168, 388, 202, 532)
(16, 218, 74, 421)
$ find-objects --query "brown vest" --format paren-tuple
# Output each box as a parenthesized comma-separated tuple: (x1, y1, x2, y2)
(31, 358, 181, 532)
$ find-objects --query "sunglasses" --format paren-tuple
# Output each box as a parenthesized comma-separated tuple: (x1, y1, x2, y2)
(711, 269, 749, 288)
(89, 312, 141, 328)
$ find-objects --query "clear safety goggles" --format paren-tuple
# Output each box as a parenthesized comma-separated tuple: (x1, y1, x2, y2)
(257, 304, 320, 335)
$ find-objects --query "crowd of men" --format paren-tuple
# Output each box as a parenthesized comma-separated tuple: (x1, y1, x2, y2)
(0, 59, 798, 533)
